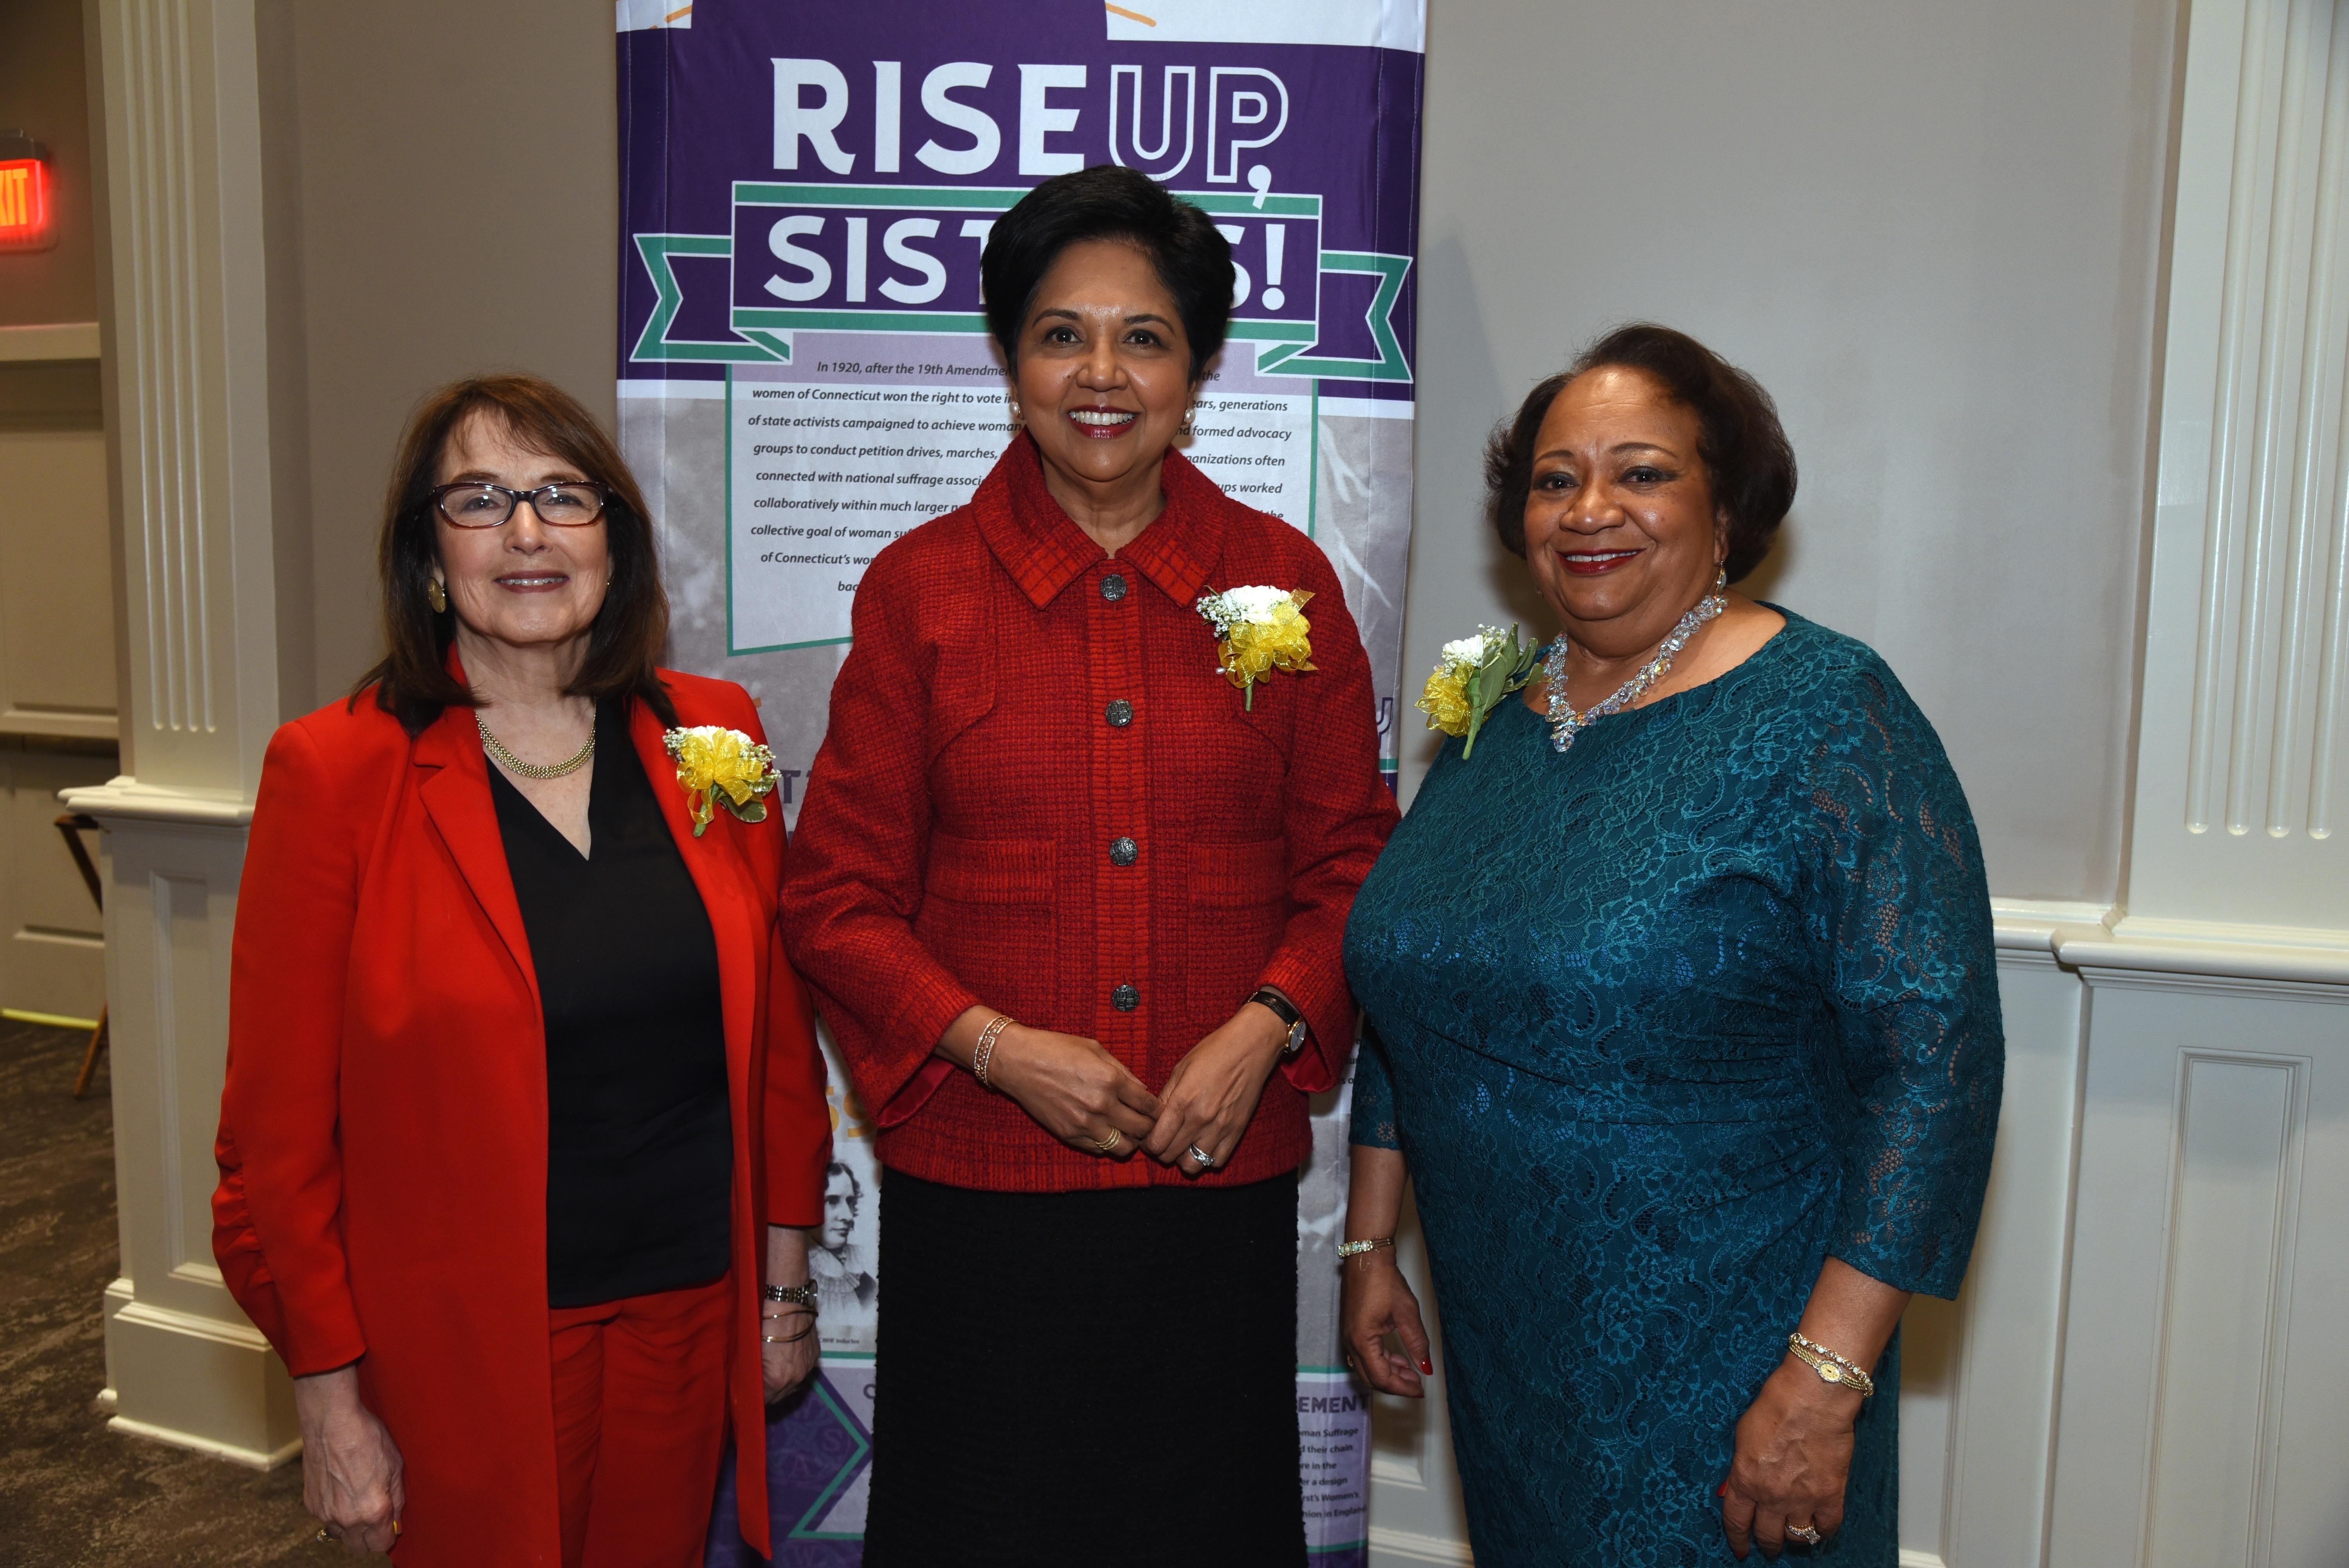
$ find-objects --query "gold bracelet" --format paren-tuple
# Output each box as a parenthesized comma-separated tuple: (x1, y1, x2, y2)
(1787, 1332, 1876, 1397)
(972, 1014, 1013, 1089)
(761, 1308, 816, 1346)
(1336, 1236, 1395, 1259)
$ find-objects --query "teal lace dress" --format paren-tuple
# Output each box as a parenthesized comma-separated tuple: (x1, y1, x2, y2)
(1344, 612, 2002, 1566)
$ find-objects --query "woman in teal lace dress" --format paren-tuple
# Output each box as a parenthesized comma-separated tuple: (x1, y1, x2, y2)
(1339, 326, 2001, 1565)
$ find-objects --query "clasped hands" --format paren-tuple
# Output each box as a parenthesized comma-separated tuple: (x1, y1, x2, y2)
(952, 1003, 1292, 1177)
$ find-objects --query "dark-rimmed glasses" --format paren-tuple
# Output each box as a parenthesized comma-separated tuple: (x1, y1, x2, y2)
(431, 481, 611, 529)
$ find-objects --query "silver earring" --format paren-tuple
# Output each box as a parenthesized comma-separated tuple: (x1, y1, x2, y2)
(426, 577, 448, 614)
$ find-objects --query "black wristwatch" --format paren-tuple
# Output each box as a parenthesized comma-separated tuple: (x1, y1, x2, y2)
(1250, 987, 1310, 1059)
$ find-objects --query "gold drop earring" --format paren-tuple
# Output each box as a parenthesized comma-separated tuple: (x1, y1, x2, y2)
(426, 577, 449, 614)
(1180, 404, 1197, 437)
(1007, 399, 1023, 428)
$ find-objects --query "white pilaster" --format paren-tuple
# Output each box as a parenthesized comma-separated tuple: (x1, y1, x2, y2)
(2127, 0, 2349, 946)
(2036, 2, 2349, 1562)
(67, 0, 296, 1468)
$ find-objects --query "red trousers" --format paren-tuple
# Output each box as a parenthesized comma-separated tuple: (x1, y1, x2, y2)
(547, 1274, 734, 1568)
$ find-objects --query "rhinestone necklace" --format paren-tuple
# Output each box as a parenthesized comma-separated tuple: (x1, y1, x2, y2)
(477, 712, 596, 779)
(1543, 576, 1728, 753)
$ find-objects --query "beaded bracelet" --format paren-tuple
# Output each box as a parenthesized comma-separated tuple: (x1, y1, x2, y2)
(972, 1014, 1013, 1089)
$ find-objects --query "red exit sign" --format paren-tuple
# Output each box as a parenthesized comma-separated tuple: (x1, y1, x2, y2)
(0, 158, 52, 253)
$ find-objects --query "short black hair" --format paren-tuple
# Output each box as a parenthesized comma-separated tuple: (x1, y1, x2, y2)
(982, 164, 1233, 381)
(1486, 324, 1797, 582)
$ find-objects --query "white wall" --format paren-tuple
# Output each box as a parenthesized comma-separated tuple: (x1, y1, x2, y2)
(1399, 0, 2181, 904)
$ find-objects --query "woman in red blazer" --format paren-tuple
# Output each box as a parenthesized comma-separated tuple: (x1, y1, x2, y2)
(781, 167, 1398, 1564)
(211, 374, 831, 1567)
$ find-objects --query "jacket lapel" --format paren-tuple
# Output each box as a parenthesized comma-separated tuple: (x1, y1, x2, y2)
(630, 700, 764, 1089)
(414, 700, 542, 1007)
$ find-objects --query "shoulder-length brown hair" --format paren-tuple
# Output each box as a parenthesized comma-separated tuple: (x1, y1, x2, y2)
(353, 374, 677, 734)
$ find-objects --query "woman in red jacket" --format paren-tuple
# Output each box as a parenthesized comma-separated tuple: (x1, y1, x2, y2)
(211, 374, 832, 1566)
(781, 166, 1398, 1564)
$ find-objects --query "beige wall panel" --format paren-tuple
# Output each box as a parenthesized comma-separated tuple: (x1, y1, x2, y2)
(262, 0, 619, 704)
(0, 740, 116, 1019)
(1403, 0, 2180, 903)
(0, 361, 117, 729)
(0, 0, 102, 328)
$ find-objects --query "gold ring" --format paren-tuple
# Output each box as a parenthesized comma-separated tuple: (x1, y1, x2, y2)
(314, 1528, 332, 1543)
(1090, 1128, 1123, 1153)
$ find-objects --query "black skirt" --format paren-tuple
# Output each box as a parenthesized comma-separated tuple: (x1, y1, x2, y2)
(862, 1171, 1306, 1567)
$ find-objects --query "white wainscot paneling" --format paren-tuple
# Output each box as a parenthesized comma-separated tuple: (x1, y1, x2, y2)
(2048, 971, 2349, 1568)
(1896, 932, 2094, 1568)
(1367, 1184, 1474, 1568)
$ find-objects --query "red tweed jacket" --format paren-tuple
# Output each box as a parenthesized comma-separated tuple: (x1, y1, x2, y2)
(781, 435, 1397, 1192)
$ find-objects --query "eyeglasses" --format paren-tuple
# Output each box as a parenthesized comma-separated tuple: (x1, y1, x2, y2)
(431, 481, 610, 529)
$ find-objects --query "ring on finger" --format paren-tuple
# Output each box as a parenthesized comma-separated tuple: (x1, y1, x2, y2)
(1186, 1142, 1215, 1168)
(1089, 1128, 1123, 1154)
(1786, 1524, 1823, 1545)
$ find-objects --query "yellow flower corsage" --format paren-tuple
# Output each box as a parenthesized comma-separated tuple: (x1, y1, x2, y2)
(1196, 585, 1317, 710)
(1417, 624, 1539, 758)
(663, 725, 781, 836)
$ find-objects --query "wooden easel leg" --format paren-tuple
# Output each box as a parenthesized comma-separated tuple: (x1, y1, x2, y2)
(73, 1007, 109, 1099)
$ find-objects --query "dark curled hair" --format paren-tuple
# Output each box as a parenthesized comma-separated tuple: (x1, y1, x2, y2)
(982, 164, 1233, 381)
(1486, 324, 1797, 582)
(353, 373, 677, 735)
(825, 1160, 863, 1202)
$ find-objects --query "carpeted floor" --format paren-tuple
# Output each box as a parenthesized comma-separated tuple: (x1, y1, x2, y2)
(0, 1018, 326, 1567)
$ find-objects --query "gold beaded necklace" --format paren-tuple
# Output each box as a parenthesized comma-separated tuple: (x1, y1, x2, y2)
(476, 712, 596, 780)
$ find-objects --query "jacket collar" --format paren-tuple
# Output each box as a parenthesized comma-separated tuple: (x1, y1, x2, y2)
(974, 432, 1231, 609)
(410, 653, 765, 1037)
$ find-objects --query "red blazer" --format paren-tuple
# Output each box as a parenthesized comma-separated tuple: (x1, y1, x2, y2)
(781, 437, 1398, 1192)
(211, 666, 830, 1566)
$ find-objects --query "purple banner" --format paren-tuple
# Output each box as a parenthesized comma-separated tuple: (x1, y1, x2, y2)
(616, 4, 1422, 1561)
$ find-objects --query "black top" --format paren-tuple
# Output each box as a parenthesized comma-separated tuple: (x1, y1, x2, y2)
(487, 700, 733, 1308)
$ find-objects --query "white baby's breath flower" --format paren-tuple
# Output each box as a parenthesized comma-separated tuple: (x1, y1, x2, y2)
(1198, 584, 1296, 635)
(1440, 631, 1493, 668)
(1222, 585, 1293, 622)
